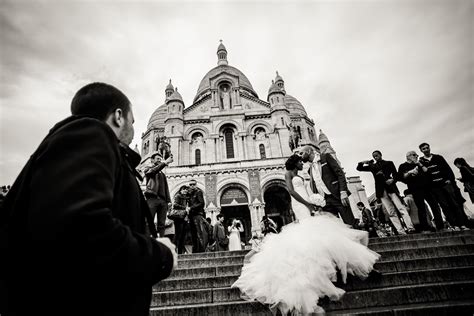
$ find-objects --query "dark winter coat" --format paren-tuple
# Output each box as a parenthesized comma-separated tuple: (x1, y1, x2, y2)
(308, 153, 351, 199)
(0, 116, 173, 316)
(188, 188, 205, 217)
(357, 159, 400, 198)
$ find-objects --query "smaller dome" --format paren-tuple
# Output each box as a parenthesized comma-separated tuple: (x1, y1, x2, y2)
(147, 104, 168, 129)
(165, 79, 174, 91)
(167, 87, 184, 104)
(284, 94, 307, 115)
(217, 40, 227, 53)
(275, 71, 283, 83)
(268, 80, 282, 95)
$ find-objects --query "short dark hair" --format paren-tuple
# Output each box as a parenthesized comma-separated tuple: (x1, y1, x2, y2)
(151, 152, 162, 159)
(71, 82, 130, 121)
(285, 154, 302, 170)
(217, 214, 224, 220)
(454, 157, 468, 167)
(372, 150, 382, 156)
(179, 185, 188, 192)
(356, 202, 365, 207)
(419, 142, 430, 150)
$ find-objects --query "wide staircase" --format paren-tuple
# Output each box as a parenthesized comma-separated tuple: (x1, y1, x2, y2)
(151, 230, 474, 315)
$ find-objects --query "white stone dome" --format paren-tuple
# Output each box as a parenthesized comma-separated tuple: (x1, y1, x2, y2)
(194, 65, 258, 102)
(284, 94, 307, 115)
(147, 104, 168, 130)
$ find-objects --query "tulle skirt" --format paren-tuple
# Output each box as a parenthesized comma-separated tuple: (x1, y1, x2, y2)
(231, 212, 380, 315)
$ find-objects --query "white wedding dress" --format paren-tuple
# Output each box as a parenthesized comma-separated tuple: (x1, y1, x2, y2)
(232, 176, 380, 315)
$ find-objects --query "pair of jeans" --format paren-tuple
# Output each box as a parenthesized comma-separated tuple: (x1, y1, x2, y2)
(411, 189, 444, 230)
(431, 183, 468, 227)
(173, 218, 187, 254)
(380, 190, 414, 233)
(146, 196, 168, 237)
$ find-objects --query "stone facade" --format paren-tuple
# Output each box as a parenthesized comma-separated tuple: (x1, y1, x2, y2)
(140, 42, 368, 238)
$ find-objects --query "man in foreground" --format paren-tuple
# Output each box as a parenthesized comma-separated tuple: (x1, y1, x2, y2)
(1, 82, 176, 316)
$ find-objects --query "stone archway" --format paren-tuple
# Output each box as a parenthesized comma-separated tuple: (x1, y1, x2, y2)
(263, 180, 293, 230)
(219, 186, 252, 244)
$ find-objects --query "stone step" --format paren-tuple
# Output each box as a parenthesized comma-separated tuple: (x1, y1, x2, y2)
(325, 280, 474, 311)
(178, 250, 248, 260)
(175, 230, 474, 261)
(327, 299, 474, 315)
(367, 230, 473, 244)
(376, 244, 474, 262)
(157, 266, 474, 292)
(152, 277, 474, 308)
(167, 254, 474, 282)
(150, 282, 474, 315)
(150, 300, 271, 316)
(176, 243, 474, 269)
(368, 235, 474, 252)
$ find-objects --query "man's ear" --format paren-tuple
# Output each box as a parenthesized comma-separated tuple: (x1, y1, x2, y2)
(111, 108, 124, 127)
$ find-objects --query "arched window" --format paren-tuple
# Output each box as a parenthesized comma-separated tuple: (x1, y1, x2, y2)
(259, 144, 266, 159)
(171, 126, 174, 134)
(281, 117, 284, 126)
(297, 126, 302, 139)
(277, 96, 279, 102)
(224, 129, 234, 158)
(195, 149, 201, 165)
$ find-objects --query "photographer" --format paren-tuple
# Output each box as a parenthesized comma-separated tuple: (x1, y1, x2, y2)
(144, 153, 174, 237)
(228, 218, 244, 251)
(357, 150, 415, 235)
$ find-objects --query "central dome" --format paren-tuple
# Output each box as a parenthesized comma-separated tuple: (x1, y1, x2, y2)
(194, 65, 258, 102)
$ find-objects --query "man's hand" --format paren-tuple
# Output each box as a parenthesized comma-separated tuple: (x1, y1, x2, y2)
(165, 155, 174, 165)
(340, 191, 349, 207)
(445, 180, 451, 185)
(156, 237, 178, 270)
(386, 179, 394, 185)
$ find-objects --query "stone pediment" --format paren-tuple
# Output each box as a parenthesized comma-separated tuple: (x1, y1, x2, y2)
(184, 94, 271, 118)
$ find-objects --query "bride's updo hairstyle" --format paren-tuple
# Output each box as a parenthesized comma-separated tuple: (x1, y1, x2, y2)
(285, 154, 302, 170)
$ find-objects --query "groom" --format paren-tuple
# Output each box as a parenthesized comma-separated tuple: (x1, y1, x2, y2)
(299, 145, 355, 226)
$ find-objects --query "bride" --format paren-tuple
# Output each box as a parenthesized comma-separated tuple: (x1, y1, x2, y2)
(232, 154, 380, 315)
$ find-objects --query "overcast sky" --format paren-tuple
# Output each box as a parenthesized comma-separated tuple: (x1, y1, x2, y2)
(1, 0, 473, 199)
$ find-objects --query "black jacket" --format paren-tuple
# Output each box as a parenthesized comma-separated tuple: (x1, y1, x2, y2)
(419, 154, 455, 187)
(144, 162, 171, 203)
(308, 153, 350, 199)
(1, 116, 173, 316)
(357, 159, 399, 198)
(188, 188, 205, 217)
(398, 162, 430, 192)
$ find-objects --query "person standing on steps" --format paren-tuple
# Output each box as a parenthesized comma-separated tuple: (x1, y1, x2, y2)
(144, 152, 174, 238)
(357, 150, 415, 235)
(1, 82, 176, 316)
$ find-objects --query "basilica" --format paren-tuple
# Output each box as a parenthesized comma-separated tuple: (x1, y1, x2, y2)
(141, 42, 368, 241)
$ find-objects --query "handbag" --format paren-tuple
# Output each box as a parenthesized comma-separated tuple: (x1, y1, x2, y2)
(168, 207, 187, 220)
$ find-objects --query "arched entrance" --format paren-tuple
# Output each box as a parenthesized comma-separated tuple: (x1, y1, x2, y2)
(263, 181, 292, 231)
(219, 186, 251, 245)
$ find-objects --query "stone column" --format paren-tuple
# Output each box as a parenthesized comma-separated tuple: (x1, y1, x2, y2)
(249, 201, 264, 233)
(241, 136, 247, 160)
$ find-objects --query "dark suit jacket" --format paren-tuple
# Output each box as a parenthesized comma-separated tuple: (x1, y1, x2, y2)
(1, 116, 173, 316)
(309, 153, 350, 199)
(188, 188, 205, 217)
(357, 159, 400, 198)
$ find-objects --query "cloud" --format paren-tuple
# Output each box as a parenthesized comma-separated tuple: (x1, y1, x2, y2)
(0, 0, 472, 197)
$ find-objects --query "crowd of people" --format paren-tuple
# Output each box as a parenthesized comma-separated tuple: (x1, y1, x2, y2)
(354, 145, 473, 238)
(1, 82, 472, 315)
